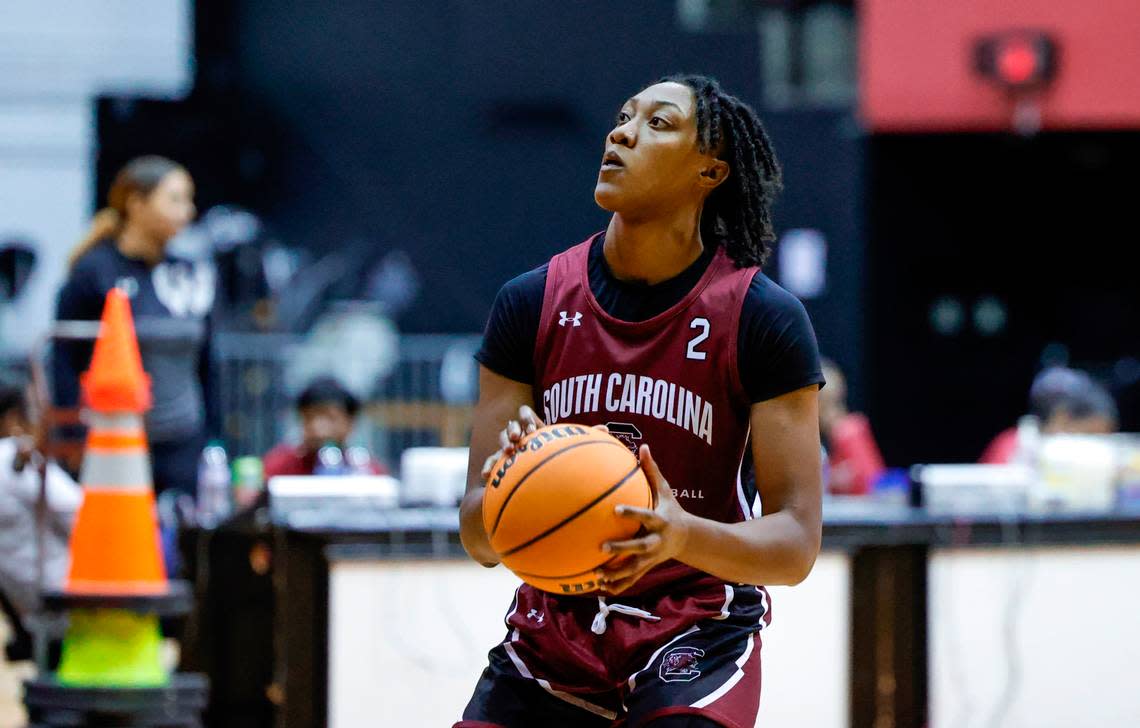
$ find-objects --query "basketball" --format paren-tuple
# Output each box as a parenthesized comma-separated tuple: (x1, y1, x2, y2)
(482, 424, 652, 594)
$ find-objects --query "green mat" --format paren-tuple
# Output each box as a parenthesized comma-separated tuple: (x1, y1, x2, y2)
(56, 609, 169, 687)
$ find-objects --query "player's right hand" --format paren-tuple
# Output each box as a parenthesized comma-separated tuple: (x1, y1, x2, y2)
(479, 406, 609, 482)
(478, 410, 611, 483)
(480, 405, 545, 481)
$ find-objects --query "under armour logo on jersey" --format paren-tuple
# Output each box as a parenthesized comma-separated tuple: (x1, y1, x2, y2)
(526, 609, 544, 624)
(559, 311, 582, 327)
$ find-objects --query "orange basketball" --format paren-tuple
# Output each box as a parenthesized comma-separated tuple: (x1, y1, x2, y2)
(482, 424, 652, 595)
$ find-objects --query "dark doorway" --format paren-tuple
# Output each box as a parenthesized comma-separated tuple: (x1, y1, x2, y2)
(866, 132, 1140, 464)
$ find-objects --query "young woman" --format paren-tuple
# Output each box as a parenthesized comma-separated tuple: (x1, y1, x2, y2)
(53, 156, 215, 497)
(457, 75, 824, 727)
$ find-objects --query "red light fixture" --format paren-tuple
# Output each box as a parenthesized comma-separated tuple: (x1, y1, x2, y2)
(974, 30, 1058, 90)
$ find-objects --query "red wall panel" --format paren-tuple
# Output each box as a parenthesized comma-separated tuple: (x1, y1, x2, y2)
(860, 0, 1140, 132)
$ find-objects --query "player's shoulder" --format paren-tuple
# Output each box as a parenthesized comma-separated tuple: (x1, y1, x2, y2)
(744, 271, 809, 319)
(495, 262, 548, 304)
(492, 232, 596, 308)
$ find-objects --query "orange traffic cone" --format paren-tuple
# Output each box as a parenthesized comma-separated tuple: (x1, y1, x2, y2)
(66, 287, 164, 596)
(27, 287, 208, 722)
(47, 288, 189, 687)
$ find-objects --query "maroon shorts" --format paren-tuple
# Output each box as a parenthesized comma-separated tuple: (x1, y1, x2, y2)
(456, 576, 771, 728)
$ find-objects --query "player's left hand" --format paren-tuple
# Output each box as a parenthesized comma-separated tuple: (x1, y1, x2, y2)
(597, 444, 692, 595)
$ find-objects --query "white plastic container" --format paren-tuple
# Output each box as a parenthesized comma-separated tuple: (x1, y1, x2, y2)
(1036, 434, 1118, 511)
(399, 447, 469, 506)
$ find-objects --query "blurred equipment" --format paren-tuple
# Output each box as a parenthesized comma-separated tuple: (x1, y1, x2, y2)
(267, 474, 399, 525)
(199, 205, 274, 330)
(364, 250, 421, 318)
(1037, 434, 1118, 511)
(398, 447, 468, 507)
(973, 30, 1058, 91)
(25, 289, 206, 725)
(919, 430, 1134, 513)
(974, 29, 1058, 135)
(862, 0, 1140, 132)
(283, 303, 399, 401)
(918, 464, 1033, 513)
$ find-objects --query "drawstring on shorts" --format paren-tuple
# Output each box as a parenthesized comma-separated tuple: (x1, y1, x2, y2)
(591, 596, 660, 635)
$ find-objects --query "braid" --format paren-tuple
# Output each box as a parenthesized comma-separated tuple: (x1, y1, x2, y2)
(657, 74, 783, 267)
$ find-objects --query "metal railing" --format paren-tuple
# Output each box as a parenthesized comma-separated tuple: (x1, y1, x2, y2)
(213, 332, 482, 471)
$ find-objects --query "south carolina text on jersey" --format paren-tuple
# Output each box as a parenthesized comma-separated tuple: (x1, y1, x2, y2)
(541, 372, 715, 445)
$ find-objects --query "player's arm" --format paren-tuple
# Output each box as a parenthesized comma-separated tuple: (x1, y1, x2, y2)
(600, 384, 822, 592)
(459, 366, 539, 567)
(681, 385, 822, 584)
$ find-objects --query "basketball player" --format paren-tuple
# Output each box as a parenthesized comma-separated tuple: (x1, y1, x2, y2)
(457, 75, 823, 728)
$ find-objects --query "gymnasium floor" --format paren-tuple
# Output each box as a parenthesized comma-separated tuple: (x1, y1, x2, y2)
(0, 614, 31, 728)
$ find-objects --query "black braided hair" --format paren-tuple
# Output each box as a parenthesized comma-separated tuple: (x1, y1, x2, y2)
(655, 74, 783, 267)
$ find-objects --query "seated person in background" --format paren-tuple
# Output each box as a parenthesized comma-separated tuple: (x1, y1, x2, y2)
(0, 382, 83, 626)
(980, 367, 1118, 465)
(820, 359, 886, 495)
(262, 377, 386, 478)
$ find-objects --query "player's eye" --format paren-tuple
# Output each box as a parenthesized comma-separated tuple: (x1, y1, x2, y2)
(616, 111, 632, 124)
(649, 116, 670, 129)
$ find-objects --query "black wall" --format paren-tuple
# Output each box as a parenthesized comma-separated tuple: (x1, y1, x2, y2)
(221, 1, 762, 332)
(867, 133, 1140, 463)
(186, 1, 864, 354)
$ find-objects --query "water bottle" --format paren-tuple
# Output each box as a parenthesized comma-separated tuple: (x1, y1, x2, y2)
(314, 441, 348, 475)
(197, 440, 232, 527)
(345, 445, 373, 475)
(232, 455, 265, 509)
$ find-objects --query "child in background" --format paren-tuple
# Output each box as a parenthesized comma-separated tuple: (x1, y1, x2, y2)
(262, 377, 386, 478)
(0, 382, 82, 631)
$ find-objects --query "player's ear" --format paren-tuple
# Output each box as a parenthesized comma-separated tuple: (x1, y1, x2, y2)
(697, 159, 730, 190)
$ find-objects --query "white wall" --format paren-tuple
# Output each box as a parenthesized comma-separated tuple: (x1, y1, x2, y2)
(0, 103, 91, 352)
(328, 554, 851, 728)
(930, 545, 1140, 728)
(0, 2, 192, 353)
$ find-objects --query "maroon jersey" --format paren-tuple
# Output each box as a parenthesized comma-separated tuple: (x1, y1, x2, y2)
(532, 233, 757, 596)
(464, 234, 775, 713)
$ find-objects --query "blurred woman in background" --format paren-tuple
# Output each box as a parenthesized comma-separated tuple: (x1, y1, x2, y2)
(819, 359, 886, 495)
(52, 156, 216, 497)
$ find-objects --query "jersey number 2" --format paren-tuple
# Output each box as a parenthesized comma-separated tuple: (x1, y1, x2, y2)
(686, 318, 710, 361)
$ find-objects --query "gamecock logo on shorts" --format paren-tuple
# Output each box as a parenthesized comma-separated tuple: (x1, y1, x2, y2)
(659, 646, 705, 683)
(604, 422, 642, 455)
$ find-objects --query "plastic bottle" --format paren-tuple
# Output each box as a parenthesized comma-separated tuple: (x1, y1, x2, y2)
(314, 441, 348, 475)
(232, 455, 265, 508)
(197, 440, 232, 527)
(345, 446, 373, 475)
(1012, 414, 1042, 468)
